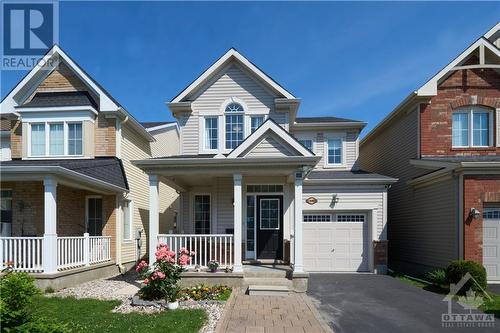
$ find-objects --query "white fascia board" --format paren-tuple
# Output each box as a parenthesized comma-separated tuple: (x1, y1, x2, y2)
(16, 105, 98, 115)
(459, 162, 500, 169)
(0, 45, 119, 114)
(227, 120, 314, 158)
(145, 123, 178, 132)
(0, 165, 127, 193)
(293, 122, 367, 129)
(484, 22, 500, 39)
(133, 155, 320, 167)
(417, 38, 500, 96)
(171, 49, 295, 103)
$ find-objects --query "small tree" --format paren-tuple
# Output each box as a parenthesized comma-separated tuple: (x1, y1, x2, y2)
(0, 271, 40, 329)
(136, 244, 194, 302)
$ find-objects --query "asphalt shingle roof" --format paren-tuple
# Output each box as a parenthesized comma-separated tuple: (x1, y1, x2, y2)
(19, 91, 98, 109)
(1, 157, 128, 190)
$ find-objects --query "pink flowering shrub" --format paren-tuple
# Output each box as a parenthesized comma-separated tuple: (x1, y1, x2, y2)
(135, 243, 194, 301)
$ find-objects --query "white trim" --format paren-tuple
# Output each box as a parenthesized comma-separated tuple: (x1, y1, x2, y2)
(145, 123, 177, 132)
(20, 111, 96, 124)
(27, 120, 84, 158)
(171, 48, 295, 103)
(16, 105, 98, 115)
(484, 22, 500, 39)
(227, 119, 314, 158)
(199, 115, 220, 153)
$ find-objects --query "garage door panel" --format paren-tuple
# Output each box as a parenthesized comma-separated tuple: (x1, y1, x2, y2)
(303, 214, 368, 272)
(484, 208, 500, 281)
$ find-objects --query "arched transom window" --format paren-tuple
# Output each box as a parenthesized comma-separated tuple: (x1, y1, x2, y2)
(225, 102, 244, 149)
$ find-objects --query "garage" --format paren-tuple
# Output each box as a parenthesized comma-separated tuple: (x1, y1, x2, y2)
(303, 213, 369, 272)
(483, 208, 500, 281)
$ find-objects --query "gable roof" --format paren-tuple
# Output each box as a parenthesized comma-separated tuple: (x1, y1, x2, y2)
(227, 118, 314, 158)
(361, 23, 500, 146)
(296, 116, 363, 123)
(170, 48, 296, 103)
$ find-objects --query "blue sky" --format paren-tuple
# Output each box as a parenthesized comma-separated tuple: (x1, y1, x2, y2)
(1, 1, 499, 136)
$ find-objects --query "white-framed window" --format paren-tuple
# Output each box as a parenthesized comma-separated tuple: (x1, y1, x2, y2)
(225, 102, 244, 149)
(259, 198, 280, 230)
(250, 116, 264, 133)
(29, 121, 83, 157)
(326, 138, 343, 165)
(303, 214, 331, 222)
(335, 214, 365, 223)
(452, 107, 493, 148)
(194, 194, 210, 234)
(204, 117, 218, 150)
(122, 199, 133, 241)
(299, 139, 313, 151)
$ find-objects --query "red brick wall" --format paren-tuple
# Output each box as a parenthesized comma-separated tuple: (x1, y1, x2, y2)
(463, 176, 500, 264)
(420, 68, 500, 157)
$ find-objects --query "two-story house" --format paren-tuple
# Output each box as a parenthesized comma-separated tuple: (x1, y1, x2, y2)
(359, 23, 500, 282)
(134, 48, 396, 286)
(0, 46, 178, 288)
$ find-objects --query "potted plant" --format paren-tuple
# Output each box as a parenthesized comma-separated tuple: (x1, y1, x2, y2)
(208, 260, 219, 273)
(135, 244, 194, 310)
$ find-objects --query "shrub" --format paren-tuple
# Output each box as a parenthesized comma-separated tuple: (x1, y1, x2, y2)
(445, 260, 487, 294)
(45, 286, 55, 294)
(136, 243, 194, 302)
(0, 271, 40, 329)
(426, 269, 447, 286)
(177, 284, 231, 301)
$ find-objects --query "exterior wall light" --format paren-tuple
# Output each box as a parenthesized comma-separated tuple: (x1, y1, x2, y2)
(470, 208, 481, 219)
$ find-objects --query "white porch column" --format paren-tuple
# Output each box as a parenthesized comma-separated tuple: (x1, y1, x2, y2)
(233, 173, 243, 273)
(149, 174, 159, 261)
(43, 177, 58, 274)
(294, 171, 304, 273)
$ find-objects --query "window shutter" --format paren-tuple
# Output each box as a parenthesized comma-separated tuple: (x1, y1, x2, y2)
(497, 109, 500, 147)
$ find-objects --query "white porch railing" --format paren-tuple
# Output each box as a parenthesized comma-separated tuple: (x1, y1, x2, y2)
(89, 236, 111, 264)
(0, 235, 111, 273)
(0, 237, 43, 272)
(157, 234, 233, 268)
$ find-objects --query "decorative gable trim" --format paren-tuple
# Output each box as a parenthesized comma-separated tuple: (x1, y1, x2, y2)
(227, 118, 314, 158)
(417, 38, 500, 96)
(170, 48, 295, 103)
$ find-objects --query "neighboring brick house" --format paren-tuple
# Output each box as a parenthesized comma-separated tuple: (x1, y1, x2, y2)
(0, 46, 179, 288)
(359, 23, 500, 281)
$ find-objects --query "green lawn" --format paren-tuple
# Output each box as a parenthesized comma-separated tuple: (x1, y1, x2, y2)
(392, 272, 500, 318)
(32, 296, 207, 333)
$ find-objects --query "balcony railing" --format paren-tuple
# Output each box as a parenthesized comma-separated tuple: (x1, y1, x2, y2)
(157, 234, 233, 268)
(0, 237, 43, 272)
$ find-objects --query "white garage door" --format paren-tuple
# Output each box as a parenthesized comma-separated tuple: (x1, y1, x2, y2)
(303, 213, 368, 272)
(484, 208, 500, 281)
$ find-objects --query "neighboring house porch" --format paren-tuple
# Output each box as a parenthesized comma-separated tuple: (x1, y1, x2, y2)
(0, 158, 127, 279)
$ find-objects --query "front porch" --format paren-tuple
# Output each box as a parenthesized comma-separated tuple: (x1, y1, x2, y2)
(0, 166, 124, 274)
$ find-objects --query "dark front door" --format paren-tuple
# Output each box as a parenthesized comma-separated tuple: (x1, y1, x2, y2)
(256, 195, 283, 260)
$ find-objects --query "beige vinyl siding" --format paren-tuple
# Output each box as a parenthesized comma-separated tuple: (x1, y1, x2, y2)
(244, 135, 295, 157)
(120, 123, 152, 262)
(150, 128, 179, 157)
(216, 177, 234, 234)
(181, 63, 280, 154)
(302, 185, 386, 239)
(358, 107, 456, 272)
(290, 129, 359, 170)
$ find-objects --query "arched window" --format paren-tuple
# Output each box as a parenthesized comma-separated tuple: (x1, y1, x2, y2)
(225, 102, 244, 149)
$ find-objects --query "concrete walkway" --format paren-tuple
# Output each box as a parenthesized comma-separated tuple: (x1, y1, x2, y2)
(216, 289, 332, 333)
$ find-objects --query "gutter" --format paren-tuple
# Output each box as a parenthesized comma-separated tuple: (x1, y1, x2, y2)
(292, 122, 366, 129)
(0, 165, 128, 193)
(115, 108, 155, 142)
(304, 177, 398, 185)
(133, 156, 320, 167)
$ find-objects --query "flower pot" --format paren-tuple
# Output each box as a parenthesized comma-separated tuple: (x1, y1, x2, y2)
(210, 268, 217, 273)
(167, 301, 179, 310)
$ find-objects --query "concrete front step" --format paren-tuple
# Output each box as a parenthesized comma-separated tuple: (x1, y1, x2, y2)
(243, 277, 293, 288)
(247, 284, 290, 296)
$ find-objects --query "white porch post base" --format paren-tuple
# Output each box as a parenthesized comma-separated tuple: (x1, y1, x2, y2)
(293, 171, 304, 273)
(233, 173, 243, 273)
(43, 177, 58, 274)
(149, 174, 159, 262)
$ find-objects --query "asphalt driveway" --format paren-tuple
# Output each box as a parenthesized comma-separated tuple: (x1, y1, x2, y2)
(308, 273, 499, 333)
